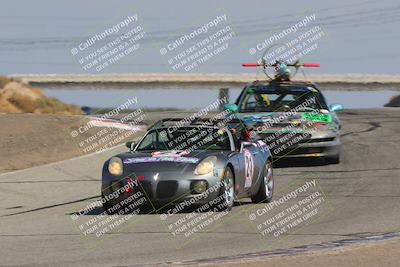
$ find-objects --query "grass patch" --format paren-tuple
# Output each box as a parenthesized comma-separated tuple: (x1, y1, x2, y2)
(7, 93, 82, 114)
(8, 93, 37, 113)
(0, 76, 12, 88)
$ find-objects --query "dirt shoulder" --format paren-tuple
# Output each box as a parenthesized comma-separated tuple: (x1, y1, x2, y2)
(192, 238, 400, 267)
(0, 113, 143, 173)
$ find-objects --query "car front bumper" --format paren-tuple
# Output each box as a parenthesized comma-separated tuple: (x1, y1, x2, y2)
(259, 131, 341, 159)
(101, 171, 223, 209)
(274, 137, 341, 158)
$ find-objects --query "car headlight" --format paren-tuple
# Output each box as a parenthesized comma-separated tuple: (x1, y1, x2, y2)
(194, 156, 216, 175)
(108, 157, 123, 176)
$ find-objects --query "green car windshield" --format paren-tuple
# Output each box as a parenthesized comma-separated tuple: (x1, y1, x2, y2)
(136, 127, 231, 152)
(239, 88, 328, 113)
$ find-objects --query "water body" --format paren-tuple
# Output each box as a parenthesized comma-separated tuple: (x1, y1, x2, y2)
(43, 85, 399, 109)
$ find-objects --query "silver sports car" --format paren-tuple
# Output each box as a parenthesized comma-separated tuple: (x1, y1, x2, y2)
(101, 118, 274, 214)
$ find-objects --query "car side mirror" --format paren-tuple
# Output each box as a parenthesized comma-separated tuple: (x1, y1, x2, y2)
(224, 103, 239, 113)
(240, 141, 253, 153)
(125, 141, 136, 151)
(329, 104, 343, 112)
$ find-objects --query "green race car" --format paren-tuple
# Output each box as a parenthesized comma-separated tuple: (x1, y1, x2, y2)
(224, 80, 343, 164)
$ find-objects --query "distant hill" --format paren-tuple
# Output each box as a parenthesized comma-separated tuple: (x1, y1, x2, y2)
(0, 77, 82, 114)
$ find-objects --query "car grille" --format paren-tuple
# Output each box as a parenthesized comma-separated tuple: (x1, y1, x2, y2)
(137, 180, 153, 199)
(156, 181, 178, 199)
(108, 180, 153, 199)
(288, 147, 324, 155)
(307, 137, 335, 143)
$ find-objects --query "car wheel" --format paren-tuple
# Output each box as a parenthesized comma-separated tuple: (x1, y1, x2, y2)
(216, 167, 235, 211)
(251, 160, 274, 203)
(325, 154, 340, 164)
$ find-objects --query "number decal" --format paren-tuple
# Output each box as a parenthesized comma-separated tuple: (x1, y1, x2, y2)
(243, 148, 254, 188)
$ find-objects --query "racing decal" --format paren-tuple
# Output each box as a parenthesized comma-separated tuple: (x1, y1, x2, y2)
(303, 113, 332, 123)
(261, 115, 272, 122)
(124, 157, 199, 164)
(243, 148, 254, 188)
(151, 150, 188, 157)
(256, 140, 267, 147)
(243, 115, 261, 123)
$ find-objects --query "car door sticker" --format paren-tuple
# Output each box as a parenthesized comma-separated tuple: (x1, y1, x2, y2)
(243, 148, 254, 188)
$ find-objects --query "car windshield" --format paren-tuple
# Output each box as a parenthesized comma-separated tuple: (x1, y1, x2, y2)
(136, 127, 231, 152)
(239, 88, 328, 112)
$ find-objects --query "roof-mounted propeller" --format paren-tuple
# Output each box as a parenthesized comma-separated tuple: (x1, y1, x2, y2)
(241, 60, 320, 81)
(242, 43, 320, 81)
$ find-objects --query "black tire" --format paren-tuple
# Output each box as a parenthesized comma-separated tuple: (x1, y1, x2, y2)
(325, 154, 340, 164)
(251, 160, 274, 203)
(215, 167, 235, 211)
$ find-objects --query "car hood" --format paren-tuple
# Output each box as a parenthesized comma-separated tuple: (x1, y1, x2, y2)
(236, 111, 336, 133)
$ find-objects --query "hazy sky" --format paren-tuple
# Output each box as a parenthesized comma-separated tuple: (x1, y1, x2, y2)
(1, 0, 399, 74)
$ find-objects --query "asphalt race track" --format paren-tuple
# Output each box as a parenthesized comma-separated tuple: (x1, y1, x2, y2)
(0, 109, 399, 266)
